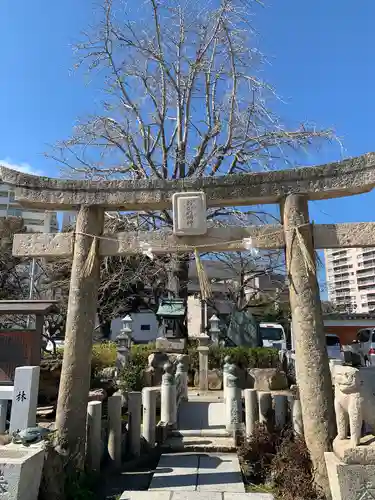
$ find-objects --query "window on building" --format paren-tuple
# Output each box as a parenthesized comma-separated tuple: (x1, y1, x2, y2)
(8, 191, 15, 201)
(7, 208, 22, 217)
(140, 324, 151, 331)
(23, 219, 44, 226)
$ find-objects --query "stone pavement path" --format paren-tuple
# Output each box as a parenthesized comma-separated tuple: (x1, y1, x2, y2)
(119, 453, 274, 500)
(148, 453, 244, 493)
(178, 396, 226, 432)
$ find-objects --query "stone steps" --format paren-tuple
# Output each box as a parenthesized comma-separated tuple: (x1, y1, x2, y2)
(162, 437, 236, 453)
(120, 492, 274, 500)
(120, 452, 274, 500)
(149, 452, 245, 492)
(171, 429, 231, 438)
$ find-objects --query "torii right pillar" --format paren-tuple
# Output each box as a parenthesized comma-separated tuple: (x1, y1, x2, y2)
(283, 194, 335, 498)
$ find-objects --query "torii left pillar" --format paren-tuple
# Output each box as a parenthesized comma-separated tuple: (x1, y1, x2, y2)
(55, 206, 104, 469)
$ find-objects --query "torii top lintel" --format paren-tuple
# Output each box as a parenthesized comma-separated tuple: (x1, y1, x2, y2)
(1, 153, 375, 210)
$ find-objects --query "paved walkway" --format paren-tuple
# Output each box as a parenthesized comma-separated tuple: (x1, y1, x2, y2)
(178, 395, 226, 432)
(120, 453, 274, 499)
(148, 453, 244, 493)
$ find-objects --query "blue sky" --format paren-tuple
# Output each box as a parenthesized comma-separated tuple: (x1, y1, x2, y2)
(1, 0, 375, 294)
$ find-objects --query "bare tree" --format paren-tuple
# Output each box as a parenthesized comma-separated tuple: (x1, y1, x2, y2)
(48, 0, 336, 491)
(211, 250, 286, 310)
(0, 218, 33, 328)
(44, 214, 168, 337)
(49, 0, 333, 302)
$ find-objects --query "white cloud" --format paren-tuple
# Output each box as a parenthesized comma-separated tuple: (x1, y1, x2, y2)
(0, 157, 43, 176)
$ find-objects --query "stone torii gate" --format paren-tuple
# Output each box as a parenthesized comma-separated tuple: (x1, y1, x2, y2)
(4, 152, 375, 491)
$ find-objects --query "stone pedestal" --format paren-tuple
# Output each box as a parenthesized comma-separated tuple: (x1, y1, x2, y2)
(155, 337, 186, 353)
(325, 436, 375, 500)
(0, 444, 44, 500)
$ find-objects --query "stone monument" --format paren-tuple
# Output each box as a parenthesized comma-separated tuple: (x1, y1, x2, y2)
(325, 364, 375, 499)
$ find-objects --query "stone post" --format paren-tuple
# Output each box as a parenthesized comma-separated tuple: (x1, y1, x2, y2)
(176, 359, 188, 402)
(244, 388, 258, 437)
(9, 366, 40, 433)
(273, 394, 288, 429)
(86, 401, 102, 472)
(142, 387, 158, 448)
(128, 391, 142, 457)
(107, 394, 122, 468)
(55, 205, 104, 468)
(161, 363, 177, 426)
(225, 364, 242, 432)
(283, 194, 335, 495)
(258, 392, 272, 426)
(197, 335, 210, 392)
(288, 387, 304, 437)
(223, 356, 231, 402)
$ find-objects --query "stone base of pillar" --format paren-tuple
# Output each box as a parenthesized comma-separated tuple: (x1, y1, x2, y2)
(325, 436, 375, 500)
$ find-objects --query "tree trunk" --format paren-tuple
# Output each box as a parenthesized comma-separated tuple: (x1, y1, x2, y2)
(283, 194, 335, 498)
(55, 206, 104, 471)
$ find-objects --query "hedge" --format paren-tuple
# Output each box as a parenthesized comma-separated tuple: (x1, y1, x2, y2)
(188, 345, 279, 372)
(52, 341, 278, 374)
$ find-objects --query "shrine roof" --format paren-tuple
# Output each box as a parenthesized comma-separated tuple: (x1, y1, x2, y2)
(156, 299, 186, 317)
(0, 300, 59, 315)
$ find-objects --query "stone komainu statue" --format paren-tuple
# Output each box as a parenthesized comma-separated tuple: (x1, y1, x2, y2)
(333, 364, 375, 447)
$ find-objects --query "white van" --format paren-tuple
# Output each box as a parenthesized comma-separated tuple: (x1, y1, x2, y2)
(259, 323, 287, 351)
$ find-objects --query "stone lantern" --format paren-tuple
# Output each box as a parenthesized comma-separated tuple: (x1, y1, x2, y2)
(115, 315, 133, 370)
(209, 314, 220, 345)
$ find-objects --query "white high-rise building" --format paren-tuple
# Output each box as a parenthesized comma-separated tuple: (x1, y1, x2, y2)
(0, 182, 58, 232)
(325, 247, 375, 313)
(61, 211, 77, 230)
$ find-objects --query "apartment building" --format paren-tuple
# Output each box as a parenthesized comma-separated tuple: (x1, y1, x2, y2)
(0, 182, 58, 232)
(325, 247, 375, 313)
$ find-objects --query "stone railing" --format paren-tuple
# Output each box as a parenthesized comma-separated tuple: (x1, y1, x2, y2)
(141, 360, 189, 449)
(223, 359, 303, 438)
(86, 390, 144, 472)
